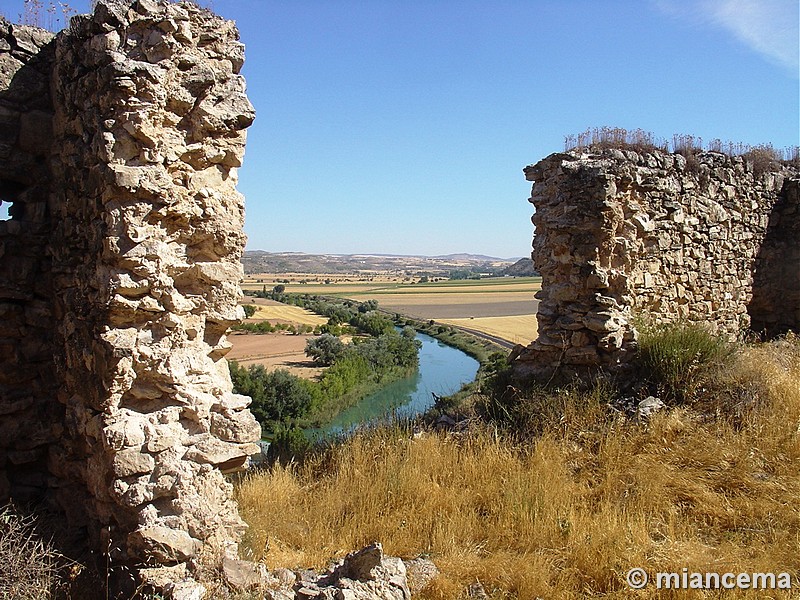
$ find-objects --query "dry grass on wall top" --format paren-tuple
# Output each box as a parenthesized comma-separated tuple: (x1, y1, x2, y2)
(564, 126, 800, 166)
(235, 337, 800, 599)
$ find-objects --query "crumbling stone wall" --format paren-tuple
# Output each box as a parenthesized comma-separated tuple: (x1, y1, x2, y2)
(0, 0, 260, 587)
(0, 18, 59, 505)
(514, 148, 800, 380)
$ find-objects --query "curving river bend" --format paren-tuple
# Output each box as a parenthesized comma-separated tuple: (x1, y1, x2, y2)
(308, 331, 479, 438)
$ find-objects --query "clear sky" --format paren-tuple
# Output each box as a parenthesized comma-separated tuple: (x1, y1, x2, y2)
(3, 0, 798, 258)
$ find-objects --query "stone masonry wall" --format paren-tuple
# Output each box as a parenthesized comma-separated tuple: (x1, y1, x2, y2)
(0, 19, 59, 505)
(514, 147, 800, 380)
(0, 0, 260, 587)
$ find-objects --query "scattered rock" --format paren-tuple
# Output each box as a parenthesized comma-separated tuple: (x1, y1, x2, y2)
(294, 543, 411, 600)
(222, 549, 268, 590)
(164, 579, 207, 600)
(467, 581, 489, 598)
(403, 557, 439, 595)
(636, 396, 665, 419)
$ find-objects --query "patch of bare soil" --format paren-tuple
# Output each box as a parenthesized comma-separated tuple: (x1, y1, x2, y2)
(227, 333, 323, 379)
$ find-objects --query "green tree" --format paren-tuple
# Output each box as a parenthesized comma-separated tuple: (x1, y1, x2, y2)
(242, 304, 257, 318)
(358, 299, 379, 313)
(229, 363, 315, 424)
(306, 334, 346, 366)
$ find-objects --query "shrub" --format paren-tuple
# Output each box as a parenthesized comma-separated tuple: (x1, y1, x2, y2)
(242, 304, 257, 318)
(229, 363, 317, 424)
(743, 144, 782, 177)
(0, 505, 62, 600)
(267, 424, 312, 465)
(637, 320, 733, 403)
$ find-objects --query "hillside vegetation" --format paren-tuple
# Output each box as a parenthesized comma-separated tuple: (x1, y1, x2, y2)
(236, 328, 800, 598)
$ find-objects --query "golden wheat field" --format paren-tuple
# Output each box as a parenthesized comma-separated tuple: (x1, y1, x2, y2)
(242, 298, 328, 326)
(236, 339, 800, 599)
(437, 315, 539, 346)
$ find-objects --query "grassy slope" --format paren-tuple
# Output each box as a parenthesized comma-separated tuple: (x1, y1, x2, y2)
(236, 338, 800, 599)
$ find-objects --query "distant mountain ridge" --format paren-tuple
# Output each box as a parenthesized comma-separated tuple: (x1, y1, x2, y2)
(241, 251, 521, 275)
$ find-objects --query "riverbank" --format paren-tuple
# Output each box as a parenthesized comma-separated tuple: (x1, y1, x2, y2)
(393, 314, 509, 411)
(233, 293, 503, 435)
(236, 332, 800, 599)
(305, 330, 480, 439)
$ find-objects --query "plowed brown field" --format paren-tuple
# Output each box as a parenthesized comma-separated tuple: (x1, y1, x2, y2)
(227, 333, 322, 379)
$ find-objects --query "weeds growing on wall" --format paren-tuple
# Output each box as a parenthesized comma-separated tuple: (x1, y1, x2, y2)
(564, 126, 668, 154)
(565, 127, 799, 173)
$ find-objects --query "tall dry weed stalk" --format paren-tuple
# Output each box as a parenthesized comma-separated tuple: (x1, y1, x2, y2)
(565, 127, 799, 171)
(0, 505, 61, 600)
(236, 337, 800, 599)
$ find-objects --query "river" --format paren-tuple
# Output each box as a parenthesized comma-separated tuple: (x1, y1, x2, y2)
(307, 331, 479, 438)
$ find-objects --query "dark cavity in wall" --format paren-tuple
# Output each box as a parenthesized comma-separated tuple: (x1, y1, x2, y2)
(749, 178, 800, 337)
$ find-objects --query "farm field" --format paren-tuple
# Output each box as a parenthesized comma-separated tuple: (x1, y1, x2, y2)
(343, 279, 540, 343)
(228, 300, 327, 378)
(227, 333, 322, 379)
(242, 298, 328, 326)
(240, 276, 541, 344)
(437, 315, 538, 346)
(351, 292, 535, 319)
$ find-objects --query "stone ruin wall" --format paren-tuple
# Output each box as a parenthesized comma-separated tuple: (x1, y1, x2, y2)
(0, 15, 59, 508)
(514, 148, 800, 380)
(1, 0, 261, 586)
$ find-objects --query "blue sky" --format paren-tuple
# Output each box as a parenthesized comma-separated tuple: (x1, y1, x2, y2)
(3, 0, 798, 258)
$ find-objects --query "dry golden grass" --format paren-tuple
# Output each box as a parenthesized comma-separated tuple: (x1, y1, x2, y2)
(236, 338, 800, 599)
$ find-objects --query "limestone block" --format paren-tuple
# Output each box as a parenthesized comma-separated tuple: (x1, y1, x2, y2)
(145, 422, 185, 453)
(112, 447, 155, 478)
(185, 436, 259, 466)
(210, 409, 261, 444)
(129, 525, 201, 563)
(104, 417, 147, 450)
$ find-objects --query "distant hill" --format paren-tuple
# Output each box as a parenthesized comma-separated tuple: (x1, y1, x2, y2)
(501, 257, 538, 277)
(241, 251, 517, 275)
(432, 253, 515, 262)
